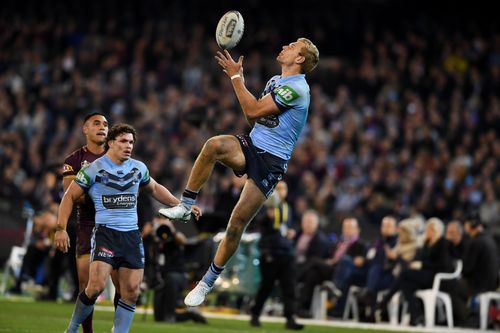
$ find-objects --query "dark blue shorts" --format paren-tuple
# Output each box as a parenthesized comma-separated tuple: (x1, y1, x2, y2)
(234, 134, 287, 198)
(90, 225, 144, 269)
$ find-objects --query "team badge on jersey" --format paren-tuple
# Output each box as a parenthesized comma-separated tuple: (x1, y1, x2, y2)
(81, 160, 91, 169)
(100, 171, 109, 184)
(63, 164, 74, 173)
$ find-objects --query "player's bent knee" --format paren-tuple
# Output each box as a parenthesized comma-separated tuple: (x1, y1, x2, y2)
(86, 279, 107, 296)
(85, 287, 104, 300)
(203, 136, 229, 157)
(121, 285, 141, 303)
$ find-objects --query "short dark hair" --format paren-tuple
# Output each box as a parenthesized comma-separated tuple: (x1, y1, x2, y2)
(463, 210, 482, 228)
(83, 112, 106, 123)
(105, 124, 137, 150)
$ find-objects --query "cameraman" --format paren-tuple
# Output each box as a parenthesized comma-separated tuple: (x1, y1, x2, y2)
(145, 217, 206, 323)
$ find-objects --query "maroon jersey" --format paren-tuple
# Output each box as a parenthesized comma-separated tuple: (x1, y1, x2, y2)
(63, 146, 105, 226)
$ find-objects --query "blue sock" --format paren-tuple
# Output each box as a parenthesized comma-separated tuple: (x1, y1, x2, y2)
(67, 291, 96, 333)
(180, 189, 198, 210)
(114, 299, 136, 333)
(201, 262, 225, 288)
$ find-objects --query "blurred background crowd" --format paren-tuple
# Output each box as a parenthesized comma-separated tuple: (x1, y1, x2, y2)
(0, 0, 499, 329)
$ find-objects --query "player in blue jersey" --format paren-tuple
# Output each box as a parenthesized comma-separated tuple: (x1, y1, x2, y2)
(54, 124, 201, 333)
(159, 38, 319, 326)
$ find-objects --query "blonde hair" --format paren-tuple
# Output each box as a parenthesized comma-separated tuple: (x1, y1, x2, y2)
(297, 37, 319, 74)
(426, 217, 445, 238)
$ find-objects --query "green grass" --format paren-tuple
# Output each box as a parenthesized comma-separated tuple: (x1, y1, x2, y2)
(0, 298, 401, 333)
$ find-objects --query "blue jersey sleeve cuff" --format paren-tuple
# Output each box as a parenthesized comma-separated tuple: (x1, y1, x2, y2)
(74, 181, 89, 192)
(140, 178, 151, 187)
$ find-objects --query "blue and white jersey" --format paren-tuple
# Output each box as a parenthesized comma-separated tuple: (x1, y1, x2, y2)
(250, 74, 310, 160)
(74, 155, 151, 232)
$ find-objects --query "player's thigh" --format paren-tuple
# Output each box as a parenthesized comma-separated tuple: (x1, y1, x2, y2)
(118, 267, 144, 296)
(229, 179, 267, 228)
(207, 135, 246, 172)
(87, 260, 113, 292)
(76, 256, 91, 289)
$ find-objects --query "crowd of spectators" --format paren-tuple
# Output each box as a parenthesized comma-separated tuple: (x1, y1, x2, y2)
(1, 1, 499, 241)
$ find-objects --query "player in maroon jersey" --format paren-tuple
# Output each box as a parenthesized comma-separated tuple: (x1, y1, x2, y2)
(62, 112, 116, 333)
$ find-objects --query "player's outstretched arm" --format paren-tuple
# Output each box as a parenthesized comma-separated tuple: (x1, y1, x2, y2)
(55, 182, 84, 253)
(145, 177, 180, 206)
(147, 178, 203, 219)
(215, 50, 280, 121)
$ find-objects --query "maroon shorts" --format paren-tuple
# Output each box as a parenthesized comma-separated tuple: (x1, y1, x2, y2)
(76, 224, 95, 258)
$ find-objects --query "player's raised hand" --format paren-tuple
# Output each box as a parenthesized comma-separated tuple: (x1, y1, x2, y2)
(54, 229, 70, 253)
(215, 50, 244, 78)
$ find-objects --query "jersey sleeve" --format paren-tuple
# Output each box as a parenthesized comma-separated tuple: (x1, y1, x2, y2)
(270, 80, 306, 113)
(63, 154, 79, 178)
(139, 162, 151, 187)
(74, 166, 95, 191)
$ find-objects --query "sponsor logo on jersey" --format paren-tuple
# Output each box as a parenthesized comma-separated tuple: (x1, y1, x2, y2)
(76, 170, 91, 186)
(81, 160, 91, 169)
(257, 115, 279, 128)
(102, 194, 136, 209)
(97, 246, 115, 258)
(274, 85, 299, 104)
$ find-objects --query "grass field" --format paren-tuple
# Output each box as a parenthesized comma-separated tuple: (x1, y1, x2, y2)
(0, 298, 409, 333)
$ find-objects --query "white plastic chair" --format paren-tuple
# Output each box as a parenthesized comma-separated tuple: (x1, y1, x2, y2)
(344, 286, 391, 322)
(478, 291, 500, 330)
(343, 285, 361, 320)
(415, 260, 463, 328)
(387, 291, 409, 325)
(478, 270, 500, 331)
(0, 246, 27, 295)
(310, 285, 328, 320)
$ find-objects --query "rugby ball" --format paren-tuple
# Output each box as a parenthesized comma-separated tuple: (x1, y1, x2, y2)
(215, 11, 244, 50)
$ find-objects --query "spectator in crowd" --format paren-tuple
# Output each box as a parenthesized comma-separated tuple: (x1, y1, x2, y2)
(294, 210, 331, 283)
(479, 187, 500, 248)
(10, 209, 57, 294)
(450, 214, 499, 326)
(358, 216, 398, 322)
(445, 220, 470, 260)
(298, 217, 366, 317)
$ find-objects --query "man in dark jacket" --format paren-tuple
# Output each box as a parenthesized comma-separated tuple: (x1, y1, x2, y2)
(358, 216, 398, 321)
(298, 217, 366, 316)
(445, 220, 470, 260)
(250, 181, 304, 330)
(294, 210, 331, 282)
(451, 216, 499, 326)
